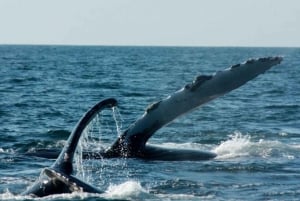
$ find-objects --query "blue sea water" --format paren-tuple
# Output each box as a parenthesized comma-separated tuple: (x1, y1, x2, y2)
(0, 45, 299, 201)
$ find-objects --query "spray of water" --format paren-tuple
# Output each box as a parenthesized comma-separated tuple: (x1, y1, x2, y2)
(73, 106, 128, 185)
(112, 106, 124, 136)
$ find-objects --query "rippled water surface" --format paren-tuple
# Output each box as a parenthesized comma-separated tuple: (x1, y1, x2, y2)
(0, 46, 300, 200)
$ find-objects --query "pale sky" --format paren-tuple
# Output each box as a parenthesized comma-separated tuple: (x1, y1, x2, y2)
(0, 0, 300, 47)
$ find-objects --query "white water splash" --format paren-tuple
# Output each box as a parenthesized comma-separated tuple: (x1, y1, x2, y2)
(104, 180, 151, 200)
(213, 132, 300, 160)
(0, 189, 14, 200)
(213, 132, 252, 159)
(0, 189, 34, 201)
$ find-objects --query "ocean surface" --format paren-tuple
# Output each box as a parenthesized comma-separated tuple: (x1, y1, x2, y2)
(0, 45, 299, 201)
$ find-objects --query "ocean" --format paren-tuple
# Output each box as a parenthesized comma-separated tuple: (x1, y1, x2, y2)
(0, 45, 299, 201)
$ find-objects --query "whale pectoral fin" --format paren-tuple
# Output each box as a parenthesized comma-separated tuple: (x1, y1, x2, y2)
(52, 98, 117, 175)
(22, 98, 117, 197)
(108, 57, 283, 157)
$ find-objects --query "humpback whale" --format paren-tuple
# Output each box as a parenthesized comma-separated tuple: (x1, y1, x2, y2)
(25, 56, 283, 162)
(21, 98, 117, 197)
(21, 56, 283, 197)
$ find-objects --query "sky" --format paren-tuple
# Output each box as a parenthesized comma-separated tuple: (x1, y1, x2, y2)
(0, 0, 300, 47)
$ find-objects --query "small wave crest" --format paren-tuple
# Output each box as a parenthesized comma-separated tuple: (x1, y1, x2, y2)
(213, 132, 300, 160)
(0, 148, 14, 154)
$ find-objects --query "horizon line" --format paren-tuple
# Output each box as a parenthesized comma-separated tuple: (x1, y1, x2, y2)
(0, 43, 299, 49)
